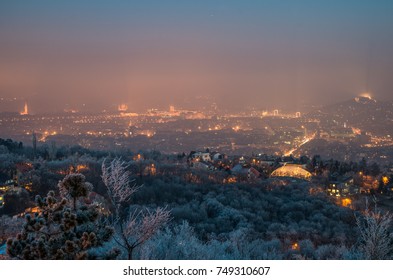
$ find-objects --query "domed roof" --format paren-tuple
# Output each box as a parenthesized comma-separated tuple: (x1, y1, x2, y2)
(271, 164, 312, 181)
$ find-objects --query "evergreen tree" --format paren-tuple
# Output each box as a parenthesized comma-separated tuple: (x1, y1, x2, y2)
(6, 173, 119, 260)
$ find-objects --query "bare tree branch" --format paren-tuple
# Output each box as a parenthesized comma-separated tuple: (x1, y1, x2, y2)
(355, 199, 393, 260)
(102, 158, 141, 206)
(101, 158, 170, 259)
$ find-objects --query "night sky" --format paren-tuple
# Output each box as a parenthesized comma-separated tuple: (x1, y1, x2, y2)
(1, 0, 393, 113)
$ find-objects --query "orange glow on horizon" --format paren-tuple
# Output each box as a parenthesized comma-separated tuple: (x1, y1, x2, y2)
(360, 92, 372, 99)
(118, 104, 128, 112)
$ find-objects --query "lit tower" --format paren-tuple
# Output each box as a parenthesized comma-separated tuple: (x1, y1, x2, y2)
(20, 102, 28, 115)
(118, 104, 128, 112)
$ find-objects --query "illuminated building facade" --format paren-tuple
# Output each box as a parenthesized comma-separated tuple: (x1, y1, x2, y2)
(271, 164, 312, 181)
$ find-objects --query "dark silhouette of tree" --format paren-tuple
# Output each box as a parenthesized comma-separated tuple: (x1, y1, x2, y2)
(359, 158, 368, 174)
(6, 174, 118, 259)
(369, 162, 380, 177)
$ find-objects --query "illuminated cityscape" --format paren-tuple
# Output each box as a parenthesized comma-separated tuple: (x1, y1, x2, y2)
(1, 0, 393, 266)
(1, 94, 392, 164)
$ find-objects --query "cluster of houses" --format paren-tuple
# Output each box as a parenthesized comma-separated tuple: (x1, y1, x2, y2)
(0, 179, 16, 208)
(1, 151, 392, 211)
(187, 150, 393, 199)
(0, 162, 33, 209)
(188, 151, 263, 181)
(187, 151, 312, 182)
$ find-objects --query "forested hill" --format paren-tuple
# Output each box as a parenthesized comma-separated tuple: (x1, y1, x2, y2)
(129, 179, 359, 259)
(1, 139, 392, 260)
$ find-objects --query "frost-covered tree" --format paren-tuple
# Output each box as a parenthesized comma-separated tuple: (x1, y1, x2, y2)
(356, 205, 393, 260)
(6, 174, 118, 260)
(0, 215, 24, 243)
(102, 158, 170, 259)
(139, 222, 285, 260)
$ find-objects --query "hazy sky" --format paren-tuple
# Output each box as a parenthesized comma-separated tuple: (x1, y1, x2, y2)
(1, 0, 393, 113)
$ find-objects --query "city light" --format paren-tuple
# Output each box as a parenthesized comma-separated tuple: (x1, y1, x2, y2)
(291, 243, 299, 250)
(1, 0, 393, 266)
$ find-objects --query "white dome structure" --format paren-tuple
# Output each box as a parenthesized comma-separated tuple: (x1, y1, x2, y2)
(271, 164, 312, 181)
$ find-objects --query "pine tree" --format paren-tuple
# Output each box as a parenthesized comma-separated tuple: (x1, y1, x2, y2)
(6, 173, 119, 259)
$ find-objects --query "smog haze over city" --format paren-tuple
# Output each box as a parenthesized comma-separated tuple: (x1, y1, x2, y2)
(1, 0, 393, 113)
(3, 0, 393, 266)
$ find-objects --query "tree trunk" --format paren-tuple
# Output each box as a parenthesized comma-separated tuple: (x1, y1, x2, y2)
(128, 248, 133, 260)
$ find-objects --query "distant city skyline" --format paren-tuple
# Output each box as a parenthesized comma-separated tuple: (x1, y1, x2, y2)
(1, 0, 393, 113)
(0, 93, 383, 115)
